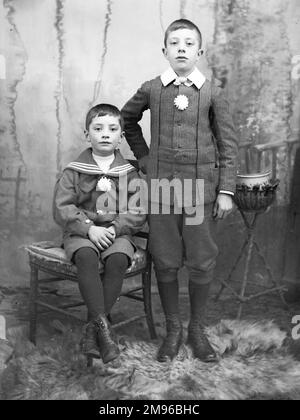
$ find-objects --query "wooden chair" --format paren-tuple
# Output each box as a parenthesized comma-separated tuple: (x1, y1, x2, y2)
(25, 231, 157, 350)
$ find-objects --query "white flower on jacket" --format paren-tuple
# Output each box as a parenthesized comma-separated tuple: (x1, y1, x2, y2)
(96, 176, 112, 192)
(174, 94, 189, 111)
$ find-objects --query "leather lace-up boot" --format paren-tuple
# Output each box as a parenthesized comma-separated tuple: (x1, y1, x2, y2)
(81, 321, 100, 359)
(187, 321, 218, 363)
(157, 315, 183, 362)
(94, 314, 120, 364)
(187, 278, 218, 362)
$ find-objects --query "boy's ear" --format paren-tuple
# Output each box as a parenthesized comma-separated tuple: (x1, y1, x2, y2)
(114, 133, 124, 150)
(198, 49, 204, 57)
(84, 129, 90, 141)
(162, 47, 167, 57)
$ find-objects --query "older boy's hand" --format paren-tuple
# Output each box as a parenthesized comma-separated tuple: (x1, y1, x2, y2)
(88, 225, 115, 251)
(213, 193, 234, 219)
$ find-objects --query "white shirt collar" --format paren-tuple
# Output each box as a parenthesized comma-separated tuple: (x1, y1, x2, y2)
(92, 152, 115, 173)
(160, 67, 206, 90)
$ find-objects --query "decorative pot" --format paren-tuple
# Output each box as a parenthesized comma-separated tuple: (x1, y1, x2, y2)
(234, 178, 279, 213)
(236, 171, 271, 189)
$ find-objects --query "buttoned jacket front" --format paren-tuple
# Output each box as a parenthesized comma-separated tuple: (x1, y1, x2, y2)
(122, 74, 239, 205)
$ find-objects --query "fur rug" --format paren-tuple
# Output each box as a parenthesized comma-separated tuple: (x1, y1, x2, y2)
(1, 320, 300, 400)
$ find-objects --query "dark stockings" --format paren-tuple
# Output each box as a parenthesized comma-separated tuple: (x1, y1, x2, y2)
(74, 247, 128, 319)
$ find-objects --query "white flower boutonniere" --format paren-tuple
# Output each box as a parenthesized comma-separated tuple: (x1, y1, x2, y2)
(174, 94, 189, 111)
(96, 177, 112, 192)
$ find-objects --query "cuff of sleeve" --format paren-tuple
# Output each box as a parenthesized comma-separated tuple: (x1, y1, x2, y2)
(82, 219, 94, 237)
(219, 190, 234, 196)
(110, 220, 121, 236)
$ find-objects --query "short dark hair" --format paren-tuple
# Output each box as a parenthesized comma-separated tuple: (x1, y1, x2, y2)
(164, 19, 202, 48)
(85, 103, 123, 131)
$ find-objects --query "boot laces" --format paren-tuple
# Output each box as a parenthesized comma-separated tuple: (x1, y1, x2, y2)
(95, 318, 115, 344)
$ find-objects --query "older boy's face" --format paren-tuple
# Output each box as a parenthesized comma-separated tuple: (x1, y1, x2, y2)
(87, 115, 123, 156)
(163, 28, 202, 77)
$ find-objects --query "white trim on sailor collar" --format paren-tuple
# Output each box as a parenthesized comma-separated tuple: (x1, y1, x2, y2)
(160, 67, 206, 90)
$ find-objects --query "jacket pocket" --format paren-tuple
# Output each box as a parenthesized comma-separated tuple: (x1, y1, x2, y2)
(197, 162, 220, 186)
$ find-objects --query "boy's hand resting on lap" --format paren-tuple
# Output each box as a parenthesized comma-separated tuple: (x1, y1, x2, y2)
(88, 225, 116, 251)
(213, 193, 234, 219)
(106, 225, 116, 239)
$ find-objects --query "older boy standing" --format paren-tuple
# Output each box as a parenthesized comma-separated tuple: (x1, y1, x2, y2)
(122, 19, 238, 363)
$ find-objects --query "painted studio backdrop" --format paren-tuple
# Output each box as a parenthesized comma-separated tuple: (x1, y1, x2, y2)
(0, 0, 300, 285)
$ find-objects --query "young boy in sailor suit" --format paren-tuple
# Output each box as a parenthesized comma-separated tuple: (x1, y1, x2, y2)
(53, 104, 146, 364)
(121, 19, 239, 363)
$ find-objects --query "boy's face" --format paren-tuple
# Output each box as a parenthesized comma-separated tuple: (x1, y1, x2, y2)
(163, 28, 202, 77)
(86, 114, 123, 156)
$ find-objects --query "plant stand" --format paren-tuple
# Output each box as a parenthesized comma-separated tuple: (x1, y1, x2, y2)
(215, 207, 288, 319)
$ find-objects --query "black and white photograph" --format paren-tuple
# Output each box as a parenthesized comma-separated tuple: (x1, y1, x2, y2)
(0, 0, 300, 403)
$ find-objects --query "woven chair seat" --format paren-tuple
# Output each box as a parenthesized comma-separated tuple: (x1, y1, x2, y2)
(26, 241, 147, 279)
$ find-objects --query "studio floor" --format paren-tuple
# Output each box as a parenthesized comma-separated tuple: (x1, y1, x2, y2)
(1, 277, 300, 400)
